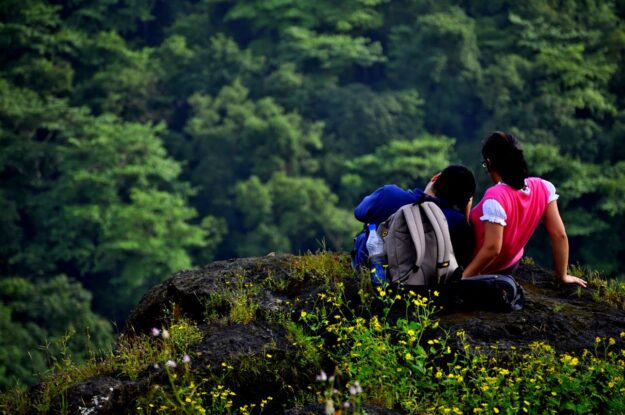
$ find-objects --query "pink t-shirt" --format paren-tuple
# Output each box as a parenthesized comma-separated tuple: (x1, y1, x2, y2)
(470, 177, 551, 273)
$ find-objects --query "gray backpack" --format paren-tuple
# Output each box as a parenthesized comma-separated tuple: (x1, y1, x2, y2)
(377, 201, 459, 286)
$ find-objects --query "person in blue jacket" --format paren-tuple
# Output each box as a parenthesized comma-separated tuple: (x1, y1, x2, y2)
(352, 165, 476, 269)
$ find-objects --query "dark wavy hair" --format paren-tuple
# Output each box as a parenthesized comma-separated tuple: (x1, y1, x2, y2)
(482, 131, 528, 190)
(433, 165, 476, 211)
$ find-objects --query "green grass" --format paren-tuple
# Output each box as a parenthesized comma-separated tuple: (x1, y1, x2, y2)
(571, 264, 625, 310)
(204, 275, 261, 325)
(0, 330, 116, 414)
(0, 313, 205, 415)
(290, 251, 353, 289)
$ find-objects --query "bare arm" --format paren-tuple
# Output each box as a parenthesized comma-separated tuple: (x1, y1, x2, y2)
(463, 197, 473, 222)
(462, 222, 503, 277)
(542, 201, 587, 287)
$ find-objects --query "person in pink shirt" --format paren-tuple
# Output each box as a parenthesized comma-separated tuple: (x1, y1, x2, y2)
(462, 131, 587, 287)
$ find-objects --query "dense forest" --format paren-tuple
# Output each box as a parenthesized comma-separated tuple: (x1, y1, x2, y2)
(1, 0, 625, 389)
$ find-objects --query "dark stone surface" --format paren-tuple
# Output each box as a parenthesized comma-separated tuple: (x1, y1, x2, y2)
(48, 375, 148, 415)
(124, 255, 299, 336)
(126, 254, 625, 355)
(436, 263, 625, 354)
(191, 322, 289, 366)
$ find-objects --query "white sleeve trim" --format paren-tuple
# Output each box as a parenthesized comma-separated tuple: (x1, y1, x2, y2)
(542, 179, 559, 203)
(480, 199, 507, 226)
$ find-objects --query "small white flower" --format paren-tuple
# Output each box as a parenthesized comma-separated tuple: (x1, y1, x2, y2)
(165, 360, 177, 368)
(161, 329, 170, 339)
(343, 401, 351, 409)
(350, 381, 363, 395)
(316, 370, 328, 382)
(324, 400, 335, 415)
(153, 364, 160, 369)
(151, 327, 160, 336)
(183, 354, 191, 364)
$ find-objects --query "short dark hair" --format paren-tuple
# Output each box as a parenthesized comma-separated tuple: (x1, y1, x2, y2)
(482, 131, 528, 190)
(432, 165, 476, 211)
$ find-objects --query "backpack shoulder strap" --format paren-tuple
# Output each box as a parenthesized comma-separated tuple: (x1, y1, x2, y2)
(420, 201, 458, 283)
(401, 204, 427, 270)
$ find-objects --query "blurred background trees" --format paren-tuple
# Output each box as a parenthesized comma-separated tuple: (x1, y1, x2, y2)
(1, 0, 625, 388)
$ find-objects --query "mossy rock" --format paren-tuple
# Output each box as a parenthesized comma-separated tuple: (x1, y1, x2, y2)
(20, 253, 625, 414)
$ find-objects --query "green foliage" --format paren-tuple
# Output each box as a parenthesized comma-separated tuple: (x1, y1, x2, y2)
(524, 144, 625, 273)
(182, 81, 323, 214)
(72, 33, 160, 120)
(203, 276, 262, 325)
(388, 6, 482, 137)
(297, 276, 625, 414)
(0, 276, 113, 389)
(1, 101, 207, 318)
(313, 85, 424, 157)
(2, 0, 625, 390)
(155, 33, 263, 101)
(280, 27, 385, 72)
(116, 317, 203, 381)
(233, 174, 358, 256)
(340, 136, 455, 206)
(223, 0, 388, 34)
(301, 285, 443, 409)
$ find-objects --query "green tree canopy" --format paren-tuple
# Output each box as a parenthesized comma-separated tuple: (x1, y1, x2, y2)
(340, 136, 455, 206)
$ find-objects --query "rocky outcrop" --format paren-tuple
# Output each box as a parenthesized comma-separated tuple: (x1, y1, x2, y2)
(40, 254, 625, 414)
(124, 255, 300, 336)
(125, 255, 625, 354)
(438, 263, 625, 353)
